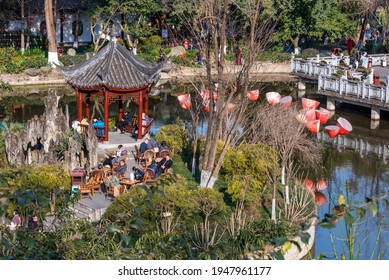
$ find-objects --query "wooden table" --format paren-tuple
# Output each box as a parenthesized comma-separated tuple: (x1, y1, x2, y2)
(121, 178, 140, 190)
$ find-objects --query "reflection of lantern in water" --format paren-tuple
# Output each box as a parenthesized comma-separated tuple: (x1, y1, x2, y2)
(315, 191, 327, 206)
(337, 117, 353, 135)
(247, 89, 259, 101)
(177, 94, 191, 110)
(266, 91, 281, 105)
(325, 125, 339, 138)
(316, 179, 327, 191)
(302, 97, 320, 109)
(302, 178, 315, 191)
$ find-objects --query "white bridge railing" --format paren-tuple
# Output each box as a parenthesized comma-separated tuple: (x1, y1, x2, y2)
(291, 55, 388, 77)
(317, 131, 389, 163)
(318, 75, 389, 104)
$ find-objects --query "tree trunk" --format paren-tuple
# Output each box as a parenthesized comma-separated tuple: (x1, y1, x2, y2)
(73, 10, 79, 49)
(291, 36, 299, 54)
(45, 0, 59, 66)
(21, 0, 25, 54)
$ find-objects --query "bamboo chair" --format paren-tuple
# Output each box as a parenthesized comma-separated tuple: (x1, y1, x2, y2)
(78, 184, 93, 200)
(159, 149, 171, 158)
(142, 168, 156, 184)
(90, 169, 105, 194)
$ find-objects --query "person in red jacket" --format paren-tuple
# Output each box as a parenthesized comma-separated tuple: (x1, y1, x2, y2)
(347, 37, 355, 56)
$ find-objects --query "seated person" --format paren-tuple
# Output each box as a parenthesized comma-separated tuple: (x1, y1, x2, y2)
(139, 139, 149, 155)
(132, 166, 145, 181)
(105, 172, 121, 198)
(158, 141, 169, 151)
(114, 159, 127, 178)
(134, 113, 151, 137)
(147, 138, 159, 151)
(111, 144, 128, 165)
(147, 160, 159, 178)
(117, 111, 132, 134)
(157, 155, 173, 174)
(80, 116, 89, 126)
(92, 118, 105, 134)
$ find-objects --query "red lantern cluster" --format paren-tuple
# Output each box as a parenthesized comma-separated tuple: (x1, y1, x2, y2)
(301, 178, 328, 207)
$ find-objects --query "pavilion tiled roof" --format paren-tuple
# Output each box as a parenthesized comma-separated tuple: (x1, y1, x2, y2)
(57, 40, 164, 90)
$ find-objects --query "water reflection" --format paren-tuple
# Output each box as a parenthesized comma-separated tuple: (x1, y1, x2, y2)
(2, 82, 389, 259)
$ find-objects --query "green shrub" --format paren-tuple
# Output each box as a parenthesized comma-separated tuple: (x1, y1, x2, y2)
(222, 143, 275, 203)
(155, 124, 187, 154)
(58, 55, 86, 67)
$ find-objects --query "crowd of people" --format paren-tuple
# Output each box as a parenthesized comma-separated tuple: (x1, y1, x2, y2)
(92, 138, 173, 200)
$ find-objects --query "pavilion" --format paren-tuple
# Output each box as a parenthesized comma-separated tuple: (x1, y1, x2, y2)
(57, 39, 164, 141)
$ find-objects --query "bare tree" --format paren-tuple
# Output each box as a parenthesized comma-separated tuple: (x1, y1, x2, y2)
(174, 0, 280, 188)
(246, 102, 321, 221)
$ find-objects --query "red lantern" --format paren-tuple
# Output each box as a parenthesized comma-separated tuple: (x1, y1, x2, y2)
(227, 103, 235, 112)
(247, 89, 259, 101)
(203, 105, 209, 113)
(177, 94, 191, 110)
(302, 97, 320, 109)
(316, 179, 327, 191)
(296, 108, 316, 124)
(200, 89, 210, 101)
(279, 96, 292, 108)
(302, 178, 315, 192)
(266, 91, 281, 105)
(337, 117, 353, 135)
(306, 120, 320, 133)
(315, 107, 331, 125)
(315, 191, 328, 206)
(325, 125, 339, 138)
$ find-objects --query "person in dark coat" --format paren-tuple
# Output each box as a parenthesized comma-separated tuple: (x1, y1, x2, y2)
(114, 160, 127, 178)
(117, 111, 132, 134)
(139, 138, 149, 155)
(157, 155, 173, 174)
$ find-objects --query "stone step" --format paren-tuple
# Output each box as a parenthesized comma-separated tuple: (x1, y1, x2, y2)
(69, 203, 95, 221)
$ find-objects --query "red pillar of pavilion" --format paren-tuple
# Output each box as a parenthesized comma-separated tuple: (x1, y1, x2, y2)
(77, 90, 83, 121)
(137, 91, 143, 140)
(103, 89, 109, 142)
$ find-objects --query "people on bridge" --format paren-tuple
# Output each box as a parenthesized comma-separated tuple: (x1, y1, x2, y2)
(360, 52, 368, 68)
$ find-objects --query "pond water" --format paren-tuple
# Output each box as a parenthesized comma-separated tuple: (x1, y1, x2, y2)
(1, 82, 389, 260)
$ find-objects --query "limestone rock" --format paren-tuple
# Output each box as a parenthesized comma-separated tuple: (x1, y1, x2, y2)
(67, 48, 76, 56)
(25, 68, 40, 76)
(40, 66, 51, 76)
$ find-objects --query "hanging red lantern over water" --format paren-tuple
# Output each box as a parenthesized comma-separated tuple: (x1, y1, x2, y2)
(302, 97, 320, 109)
(337, 117, 353, 135)
(306, 119, 320, 133)
(315, 107, 331, 125)
(227, 103, 235, 112)
(266, 91, 281, 105)
(296, 108, 316, 124)
(315, 191, 328, 206)
(177, 94, 191, 110)
(325, 125, 340, 138)
(247, 89, 259, 101)
(279, 96, 292, 108)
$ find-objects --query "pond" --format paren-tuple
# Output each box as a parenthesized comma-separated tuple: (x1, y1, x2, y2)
(1, 82, 389, 260)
